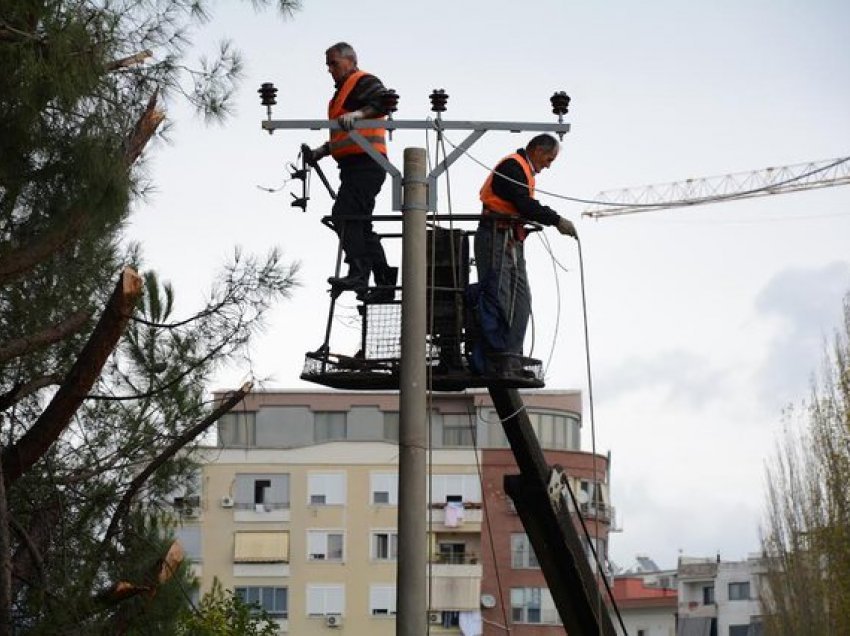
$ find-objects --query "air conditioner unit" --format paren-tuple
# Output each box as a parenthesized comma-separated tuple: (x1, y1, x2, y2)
(428, 611, 441, 624)
(182, 507, 199, 518)
(325, 614, 343, 628)
(220, 496, 234, 508)
(184, 494, 201, 508)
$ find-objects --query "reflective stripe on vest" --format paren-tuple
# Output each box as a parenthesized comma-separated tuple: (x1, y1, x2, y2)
(479, 153, 536, 219)
(328, 70, 387, 160)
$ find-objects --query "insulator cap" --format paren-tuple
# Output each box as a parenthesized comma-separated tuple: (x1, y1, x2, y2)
(550, 91, 571, 115)
(429, 89, 449, 113)
(381, 88, 400, 115)
(258, 82, 278, 107)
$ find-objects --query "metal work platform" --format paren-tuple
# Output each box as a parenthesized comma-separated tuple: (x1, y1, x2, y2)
(300, 215, 545, 392)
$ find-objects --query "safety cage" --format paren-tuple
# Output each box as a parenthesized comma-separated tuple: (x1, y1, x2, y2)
(301, 214, 545, 392)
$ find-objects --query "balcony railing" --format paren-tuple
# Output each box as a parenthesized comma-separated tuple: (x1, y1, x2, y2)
(579, 502, 614, 523)
(432, 553, 479, 565)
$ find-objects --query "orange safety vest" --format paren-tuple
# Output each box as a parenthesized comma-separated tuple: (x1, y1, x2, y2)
(479, 153, 536, 239)
(328, 70, 387, 160)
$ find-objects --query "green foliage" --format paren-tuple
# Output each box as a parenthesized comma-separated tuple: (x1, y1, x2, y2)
(0, 0, 300, 633)
(761, 294, 850, 634)
(175, 578, 278, 636)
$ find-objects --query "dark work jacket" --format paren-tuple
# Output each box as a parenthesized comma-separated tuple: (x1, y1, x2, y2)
(490, 149, 560, 226)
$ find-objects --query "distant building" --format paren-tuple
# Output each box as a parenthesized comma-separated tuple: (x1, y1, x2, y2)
(611, 575, 677, 636)
(676, 555, 765, 636)
(174, 389, 614, 635)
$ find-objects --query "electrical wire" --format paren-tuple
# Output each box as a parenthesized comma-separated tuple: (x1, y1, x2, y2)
(438, 130, 850, 210)
(575, 235, 628, 634)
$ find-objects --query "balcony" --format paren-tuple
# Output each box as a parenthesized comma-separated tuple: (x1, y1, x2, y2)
(579, 502, 614, 524)
(427, 503, 483, 530)
(233, 501, 290, 523)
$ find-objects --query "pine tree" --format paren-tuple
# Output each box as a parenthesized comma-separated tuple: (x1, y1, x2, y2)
(1, 1, 300, 632)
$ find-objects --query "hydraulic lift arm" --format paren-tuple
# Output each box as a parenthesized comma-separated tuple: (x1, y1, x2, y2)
(489, 387, 617, 636)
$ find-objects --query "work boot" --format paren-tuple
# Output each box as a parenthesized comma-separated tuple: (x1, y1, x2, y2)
(328, 259, 370, 292)
(361, 265, 398, 303)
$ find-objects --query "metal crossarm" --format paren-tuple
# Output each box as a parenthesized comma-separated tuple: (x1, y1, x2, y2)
(262, 118, 570, 212)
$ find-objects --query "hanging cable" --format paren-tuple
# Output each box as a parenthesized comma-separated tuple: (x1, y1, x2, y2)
(466, 405, 513, 635)
(536, 231, 563, 378)
(574, 235, 628, 634)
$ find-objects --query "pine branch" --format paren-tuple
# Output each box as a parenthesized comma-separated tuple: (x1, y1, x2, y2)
(0, 91, 164, 285)
(0, 452, 11, 632)
(103, 382, 252, 544)
(1, 268, 143, 485)
(0, 375, 63, 412)
(0, 209, 89, 284)
(0, 310, 92, 365)
(105, 49, 153, 72)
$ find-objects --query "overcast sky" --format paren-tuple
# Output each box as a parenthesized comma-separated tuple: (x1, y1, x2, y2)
(129, 0, 850, 570)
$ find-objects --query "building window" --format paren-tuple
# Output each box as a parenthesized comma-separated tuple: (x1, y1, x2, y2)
(510, 587, 560, 625)
(527, 411, 580, 450)
(729, 626, 749, 636)
(369, 585, 397, 616)
(383, 411, 399, 441)
(437, 542, 468, 564)
(307, 530, 344, 561)
(314, 411, 346, 442)
(510, 533, 540, 569)
(218, 412, 256, 447)
(430, 474, 481, 504)
(234, 473, 289, 511)
(307, 584, 345, 616)
(441, 413, 474, 447)
(234, 586, 287, 618)
(234, 531, 289, 563)
(371, 531, 398, 561)
(440, 611, 460, 628)
(728, 582, 750, 601)
(370, 472, 398, 505)
(175, 525, 202, 562)
(308, 473, 346, 505)
(703, 585, 715, 605)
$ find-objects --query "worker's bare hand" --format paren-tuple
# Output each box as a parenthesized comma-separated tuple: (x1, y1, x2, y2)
(338, 110, 364, 131)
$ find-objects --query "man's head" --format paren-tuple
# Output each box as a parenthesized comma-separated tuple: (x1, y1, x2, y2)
(325, 42, 358, 84)
(525, 134, 560, 173)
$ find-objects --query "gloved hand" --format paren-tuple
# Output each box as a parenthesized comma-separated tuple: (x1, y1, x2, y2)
(557, 217, 577, 238)
(303, 143, 328, 164)
(338, 109, 364, 131)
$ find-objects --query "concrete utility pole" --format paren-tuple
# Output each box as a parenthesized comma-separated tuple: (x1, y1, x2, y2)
(397, 148, 428, 635)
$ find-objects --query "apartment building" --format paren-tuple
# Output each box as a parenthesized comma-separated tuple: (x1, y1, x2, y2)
(175, 389, 613, 635)
(676, 555, 765, 636)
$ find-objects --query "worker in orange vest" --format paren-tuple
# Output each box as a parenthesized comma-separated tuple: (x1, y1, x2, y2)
(475, 134, 577, 374)
(307, 42, 396, 303)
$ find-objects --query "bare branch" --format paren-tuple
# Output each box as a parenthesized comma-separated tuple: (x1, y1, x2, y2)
(103, 382, 252, 543)
(2, 268, 144, 484)
(105, 49, 153, 72)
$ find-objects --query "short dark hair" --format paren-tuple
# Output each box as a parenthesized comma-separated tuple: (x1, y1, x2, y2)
(527, 134, 559, 153)
(326, 42, 358, 65)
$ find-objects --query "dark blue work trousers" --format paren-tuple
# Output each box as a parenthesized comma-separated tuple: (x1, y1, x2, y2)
(332, 161, 388, 268)
(474, 222, 531, 355)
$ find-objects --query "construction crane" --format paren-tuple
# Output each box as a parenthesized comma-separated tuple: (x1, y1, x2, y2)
(582, 156, 850, 218)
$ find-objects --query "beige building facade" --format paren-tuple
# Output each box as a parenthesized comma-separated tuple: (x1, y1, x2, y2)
(176, 389, 613, 634)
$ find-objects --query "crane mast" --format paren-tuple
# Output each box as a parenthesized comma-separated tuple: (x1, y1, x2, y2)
(583, 156, 850, 218)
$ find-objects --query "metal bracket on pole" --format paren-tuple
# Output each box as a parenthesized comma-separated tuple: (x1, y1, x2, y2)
(261, 119, 570, 212)
(427, 128, 486, 211)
